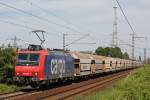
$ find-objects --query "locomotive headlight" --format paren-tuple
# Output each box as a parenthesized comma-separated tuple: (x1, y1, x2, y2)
(16, 73, 20, 75)
(34, 72, 38, 76)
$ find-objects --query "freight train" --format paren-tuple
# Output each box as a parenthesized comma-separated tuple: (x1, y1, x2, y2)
(14, 44, 143, 88)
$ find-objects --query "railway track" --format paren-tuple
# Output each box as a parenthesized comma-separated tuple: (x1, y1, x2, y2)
(42, 70, 130, 100)
(3, 69, 133, 100)
(0, 89, 38, 100)
(0, 91, 27, 100)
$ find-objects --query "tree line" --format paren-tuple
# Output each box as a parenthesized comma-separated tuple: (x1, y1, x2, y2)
(95, 46, 129, 59)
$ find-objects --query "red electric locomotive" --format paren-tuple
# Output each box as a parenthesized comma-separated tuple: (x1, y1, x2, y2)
(14, 45, 47, 87)
(14, 44, 74, 88)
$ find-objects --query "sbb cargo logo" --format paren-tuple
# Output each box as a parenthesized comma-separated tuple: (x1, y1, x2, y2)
(51, 59, 66, 76)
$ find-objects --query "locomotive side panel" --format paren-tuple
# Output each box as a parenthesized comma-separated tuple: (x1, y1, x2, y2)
(44, 55, 74, 80)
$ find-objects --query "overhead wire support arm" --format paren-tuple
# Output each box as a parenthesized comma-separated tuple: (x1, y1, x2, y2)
(75, 42, 96, 45)
(64, 34, 90, 48)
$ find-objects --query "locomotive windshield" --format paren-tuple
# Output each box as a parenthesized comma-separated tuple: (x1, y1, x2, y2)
(16, 53, 39, 66)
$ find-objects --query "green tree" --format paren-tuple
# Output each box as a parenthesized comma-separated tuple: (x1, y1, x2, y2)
(123, 52, 129, 59)
(104, 47, 111, 57)
(114, 47, 123, 58)
(95, 46, 129, 59)
(0, 48, 16, 83)
(95, 47, 105, 56)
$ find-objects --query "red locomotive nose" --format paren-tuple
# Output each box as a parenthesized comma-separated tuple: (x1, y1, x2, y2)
(15, 52, 40, 76)
(15, 49, 47, 79)
(15, 66, 39, 77)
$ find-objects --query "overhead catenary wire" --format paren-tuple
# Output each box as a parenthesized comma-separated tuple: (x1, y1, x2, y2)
(115, 0, 135, 33)
(0, 19, 33, 30)
(24, 0, 98, 47)
(0, 1, 86, 35)
(0, 16, 86, 47)
(0, 19, 62, 38)
(0, 18, 58, 37)
(118, 39, 146, 50)
(115, 0, 139, 60)
(6, 36, 36, 47)
(0, 12, 54, 31)
(23, 0, 98, 36)
(23, 0, 80, 31)
(23, 0, 99, 45)
(0, 1, 99, 48)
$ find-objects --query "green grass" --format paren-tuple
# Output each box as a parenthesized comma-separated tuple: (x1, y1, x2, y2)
(74, 65, 150, 100)
(0, 84, 19, 93)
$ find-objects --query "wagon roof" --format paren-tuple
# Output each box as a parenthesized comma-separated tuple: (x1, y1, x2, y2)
(70, 52, 92, 59)
(70, 51, 106, 60)
(90, 54, 106, 60)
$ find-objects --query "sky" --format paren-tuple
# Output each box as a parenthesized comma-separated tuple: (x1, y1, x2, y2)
(0, 0, 149, 59)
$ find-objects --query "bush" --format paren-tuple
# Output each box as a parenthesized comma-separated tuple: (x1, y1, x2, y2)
(0, 48, 16, 84)
(0, 84, 19, 93)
